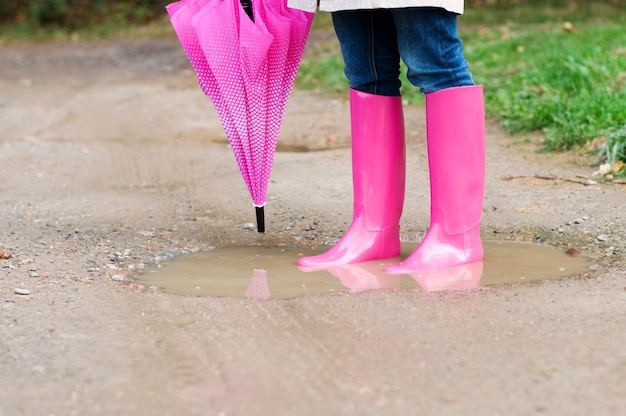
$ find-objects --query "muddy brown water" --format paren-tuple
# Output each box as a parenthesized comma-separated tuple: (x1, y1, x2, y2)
(137, 241, 591, 299)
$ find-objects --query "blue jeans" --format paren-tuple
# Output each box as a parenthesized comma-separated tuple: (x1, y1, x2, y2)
(332, 7, 474, 96)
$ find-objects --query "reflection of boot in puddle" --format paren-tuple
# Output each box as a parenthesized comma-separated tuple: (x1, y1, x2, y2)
(245, 269, 270, 300)
(410, 261, 484, 292)
(301, 260, 402, 293)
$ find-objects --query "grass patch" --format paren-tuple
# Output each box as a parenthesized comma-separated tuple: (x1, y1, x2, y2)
(462, 20, 626, 177)
(297, 8, 626, 177)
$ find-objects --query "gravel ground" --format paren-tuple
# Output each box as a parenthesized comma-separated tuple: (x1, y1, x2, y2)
(1, 37, 625, 415)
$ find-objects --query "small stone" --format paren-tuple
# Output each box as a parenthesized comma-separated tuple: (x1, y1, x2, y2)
(597, 235, 608, 241)
(566, 248, 581, 257)
(15, 288, 30, 295)
(111, 275, 124, 282)
(597, 163, 612, 176)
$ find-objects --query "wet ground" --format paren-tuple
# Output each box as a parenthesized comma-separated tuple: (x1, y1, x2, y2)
(1, 37, 625, 415)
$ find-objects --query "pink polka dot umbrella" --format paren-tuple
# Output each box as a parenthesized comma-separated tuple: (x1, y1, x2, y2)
(167, 0, 314, 232)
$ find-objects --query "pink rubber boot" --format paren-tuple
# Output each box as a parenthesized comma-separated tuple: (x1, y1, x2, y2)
(385, 85, 485, 274)
(297, 89, 406, 268)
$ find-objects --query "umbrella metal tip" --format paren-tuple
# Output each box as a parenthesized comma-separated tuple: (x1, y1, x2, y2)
(255, 206, 265, 233)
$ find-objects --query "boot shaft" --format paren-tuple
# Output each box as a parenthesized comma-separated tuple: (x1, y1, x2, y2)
(425, 85, 485, 235)
(349, 89, 406, 228)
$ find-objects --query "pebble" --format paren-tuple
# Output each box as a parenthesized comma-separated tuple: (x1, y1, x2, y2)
(15, 288, 30, 295)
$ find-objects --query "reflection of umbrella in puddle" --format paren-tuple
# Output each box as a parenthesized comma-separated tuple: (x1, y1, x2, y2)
(245, 269, 271, 299)
(167, 0, 314, 232)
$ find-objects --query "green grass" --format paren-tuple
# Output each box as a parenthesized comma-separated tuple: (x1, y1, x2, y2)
(462, 21, 626, 177)
(462, 2, 626, 25)
(297, 9, 626, 178)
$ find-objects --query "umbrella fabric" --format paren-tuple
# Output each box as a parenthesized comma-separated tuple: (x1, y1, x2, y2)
(167, 0, 314, 231)
(167, 0, 255, 193)
(193, 0, 273, 207)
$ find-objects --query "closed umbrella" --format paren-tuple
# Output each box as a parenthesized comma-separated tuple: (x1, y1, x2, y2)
(167, 0, 314, 232)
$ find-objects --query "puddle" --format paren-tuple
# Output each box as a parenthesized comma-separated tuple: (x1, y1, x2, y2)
(136, 241, 592, 299)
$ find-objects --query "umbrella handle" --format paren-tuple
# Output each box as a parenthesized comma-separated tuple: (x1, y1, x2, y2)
(256, 206, 265, 233)
(240, 0, 254, 22)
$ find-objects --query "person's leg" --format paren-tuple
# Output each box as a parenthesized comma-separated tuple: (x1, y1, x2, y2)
(391, 7, 474, 93)
(297, 10, 406, 268)
(332, 9, 402, 96)
(385, 8, 486, 273)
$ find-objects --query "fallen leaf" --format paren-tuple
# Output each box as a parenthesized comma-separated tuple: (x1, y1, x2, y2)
(566, 248, 581, 257)
(0, 252, 12, 260)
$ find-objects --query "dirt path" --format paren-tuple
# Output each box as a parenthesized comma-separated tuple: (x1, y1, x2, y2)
(1, 38, 625, 415)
